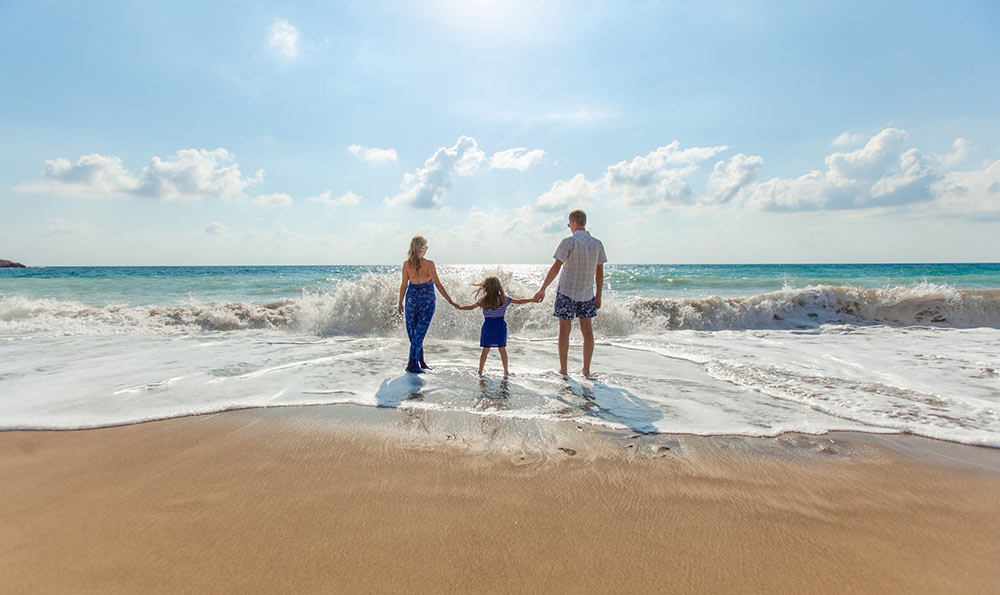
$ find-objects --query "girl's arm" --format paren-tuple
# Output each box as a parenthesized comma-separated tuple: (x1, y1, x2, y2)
(397, 263, 410, 316)
(455, 303, 479, 311)
(427, 260, 457, 307)
(509, 298, 536, 305)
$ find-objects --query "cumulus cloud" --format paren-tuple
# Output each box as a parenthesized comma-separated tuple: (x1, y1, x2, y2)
(826, 128, 909, 182)
(604, 141, 728, 207)
(310, 190, 361, 206)
(541, 217, 568, 234)
(134, 149, 263, 202)
(204, 222, 228, 236)
(707, 153, 764, 203)
(747, 128, 938, 211)
(937, 138, 972, 169)
(348, 145, 398, 164)
(833, 131, 866, 147)
(254, 193, 293, 207)
(383, 136, 547, 208)
(384, 136, 487, 208)
(932, 159, 1000, 215)
(16, 148, 267, 203)
(534, 173, 598, 212)
(489, 148, 545, 171)
(267, 19, 299, 59)
(16, 154, 139, 197)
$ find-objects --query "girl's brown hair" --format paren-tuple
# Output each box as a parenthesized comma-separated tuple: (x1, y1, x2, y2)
(407, 235, 427, 272)
(473, 276, 507, 310)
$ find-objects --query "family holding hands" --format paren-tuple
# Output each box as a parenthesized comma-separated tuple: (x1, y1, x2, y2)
(397, 209, 607, 377)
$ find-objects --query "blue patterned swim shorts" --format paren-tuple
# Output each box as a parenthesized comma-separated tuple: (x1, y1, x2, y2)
(553, 292, 597, 320)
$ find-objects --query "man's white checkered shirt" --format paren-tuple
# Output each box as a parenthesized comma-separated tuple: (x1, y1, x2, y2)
(553, 230, 607, 302)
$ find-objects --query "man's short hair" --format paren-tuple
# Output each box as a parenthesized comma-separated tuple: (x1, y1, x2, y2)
(569, 209, 587, 227)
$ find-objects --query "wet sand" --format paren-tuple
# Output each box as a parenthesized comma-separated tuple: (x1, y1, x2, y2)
(2, 407, 999, 594)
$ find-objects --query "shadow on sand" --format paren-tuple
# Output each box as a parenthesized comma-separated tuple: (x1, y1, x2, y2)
(375, 374, 432, 408)
(556, 377, 662, 434)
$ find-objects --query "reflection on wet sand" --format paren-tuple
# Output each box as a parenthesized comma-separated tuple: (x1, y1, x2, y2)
(475, 377, 511, 439)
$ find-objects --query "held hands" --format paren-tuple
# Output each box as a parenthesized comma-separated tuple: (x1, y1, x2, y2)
(532, 290, 545, 303)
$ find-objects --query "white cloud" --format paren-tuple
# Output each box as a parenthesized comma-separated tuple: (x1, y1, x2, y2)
(932, 159, 1000, 215)
(135, 149, 263, 202)
(204, 222, 228, 236)
(348, 145, 398, 165)
(310, 190, 361, 206)
(489, 147, 546, 171)
(868, 148, 933, 205)
(254, 193, 293, 207)
(384, 135, 486, 209)
(937, 138, 973, 169)
(707, 153, 764, 203)
(604, 141, 728, 207)
(16, 154, 139, 197)
(267, 19, 299, 59)
(534, 173, 598, 212)
(541, 217, 568, 234)
(747, 170, 857, 211)
(16, 148, 265, 202)
(747, 128, 936, 211)
(833, 131, 866, 147)
(826, 128, 908, 182)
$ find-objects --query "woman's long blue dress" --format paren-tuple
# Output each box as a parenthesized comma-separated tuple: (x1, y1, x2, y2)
(404, 280, 435, 373)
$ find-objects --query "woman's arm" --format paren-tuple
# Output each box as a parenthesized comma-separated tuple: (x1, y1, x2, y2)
(427, 260, 457, 307)
(397, 263, 410, 316)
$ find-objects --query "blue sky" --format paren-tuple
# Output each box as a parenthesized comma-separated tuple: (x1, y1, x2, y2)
(2, 0, 998, 265)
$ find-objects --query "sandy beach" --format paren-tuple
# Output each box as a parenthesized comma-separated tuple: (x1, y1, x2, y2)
(2, 407, 999, 594)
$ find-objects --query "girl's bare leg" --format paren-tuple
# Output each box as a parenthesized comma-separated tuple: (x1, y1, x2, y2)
(498, 347, 509, 376)
(479, 348, 490, 375)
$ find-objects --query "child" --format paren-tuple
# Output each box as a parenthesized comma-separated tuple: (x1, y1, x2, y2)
(455, 276, 535, 375)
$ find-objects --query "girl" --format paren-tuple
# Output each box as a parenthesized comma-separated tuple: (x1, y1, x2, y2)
(456, 276, 535, 375)
(398, 235, 457, 374)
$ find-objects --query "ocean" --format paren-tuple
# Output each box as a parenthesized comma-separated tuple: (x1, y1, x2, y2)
(2, 263, 998, 446)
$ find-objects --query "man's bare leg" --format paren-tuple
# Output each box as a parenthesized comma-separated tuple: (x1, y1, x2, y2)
(558, 318, 572, 375)
(579, 317, 594, 377)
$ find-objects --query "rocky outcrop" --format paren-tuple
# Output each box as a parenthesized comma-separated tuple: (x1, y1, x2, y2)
(0, 259, 27, 268)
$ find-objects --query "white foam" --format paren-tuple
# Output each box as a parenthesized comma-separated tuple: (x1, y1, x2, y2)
(2, 275, 999, 447)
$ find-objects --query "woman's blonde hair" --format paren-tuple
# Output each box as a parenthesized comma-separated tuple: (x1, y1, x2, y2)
(473, 276, 507, 310)
(407, 235, 427, 272)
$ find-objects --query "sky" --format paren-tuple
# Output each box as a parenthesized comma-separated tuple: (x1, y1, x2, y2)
(1, 0, 998, 265)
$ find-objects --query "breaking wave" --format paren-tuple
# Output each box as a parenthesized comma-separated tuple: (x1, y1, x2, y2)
(2, 275, 999, 337)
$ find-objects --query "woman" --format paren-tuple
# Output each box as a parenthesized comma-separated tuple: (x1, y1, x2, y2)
(398, 235, 456, 373)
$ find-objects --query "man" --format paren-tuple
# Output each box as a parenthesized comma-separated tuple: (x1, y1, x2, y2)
(533, 209, 607, 377)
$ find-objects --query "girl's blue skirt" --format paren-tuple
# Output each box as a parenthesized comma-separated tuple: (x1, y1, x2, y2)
(480, 318, 507, 348)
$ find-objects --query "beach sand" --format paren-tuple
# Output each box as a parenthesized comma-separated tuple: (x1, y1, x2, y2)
(2, 406, 999, 594)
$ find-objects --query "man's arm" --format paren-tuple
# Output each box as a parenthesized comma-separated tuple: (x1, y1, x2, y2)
(532, 260, 563, 302)
(594, 264, 603, 310)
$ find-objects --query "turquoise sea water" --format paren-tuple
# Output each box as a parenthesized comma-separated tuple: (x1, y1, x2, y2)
(2, 262, 999, 444)
(3, 263, 998, 306)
